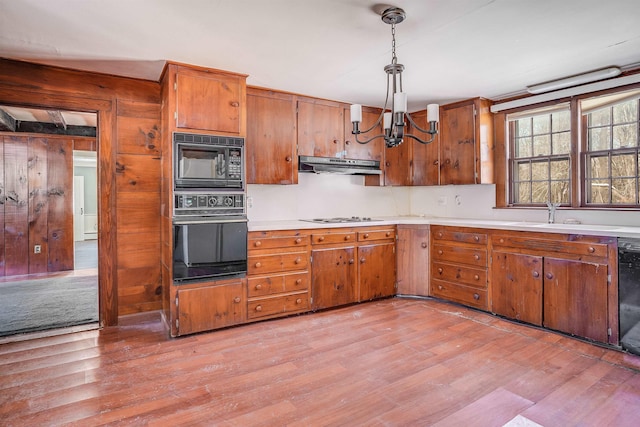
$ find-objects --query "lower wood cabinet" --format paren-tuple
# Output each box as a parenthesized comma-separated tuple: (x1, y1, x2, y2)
(311, 244, 357, 310)
(175, 278, 246, 336)
(396, 225, 430, 296)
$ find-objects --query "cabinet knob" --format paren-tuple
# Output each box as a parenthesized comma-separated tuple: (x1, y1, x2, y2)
(438, 285, 443, 290)
(500, 238, 505, 244)
(588, 246, 595, 253)
(474, 236, 480, 242)
(360, 257, 366, 264)
(230, 101, 240, 107)
(294, 257, 301, 264)
(234, 297, 241, 303)
(255, 284, 263, 290)
(285, 156, 292, 162)
(473, 293, 480, 301)
(386, 232, 391, 237)
(474, 274, 480, 281)
(333, 139, 339, 144)
(255, 305, 263, 312)
(474, 254, 480, 261)
(296, 279, 302, 285)
(438, 250, 443, 255)
(296, 298, 302, 304)
(438, 232, 443, 238)
(421, 242, 427, 248)
(295, 238, 302, 244)
(254, 241, 262, 247)
(546, 272, 554, 280)
(345, 140, 351, 145)
(437, 268, 443, 274)
(254, 262, 262, 268)
(319, 236, 325, 242)
(533, 271, 540, 278)
(349, 259, 354, 264)
(385, 161, 391, 167)
(345, 235, 351, 240)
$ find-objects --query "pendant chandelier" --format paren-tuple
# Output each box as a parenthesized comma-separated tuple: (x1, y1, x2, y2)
(350, 7, 439, 148)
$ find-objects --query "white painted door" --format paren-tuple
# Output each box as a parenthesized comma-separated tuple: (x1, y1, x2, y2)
(73, 175, 85, 242)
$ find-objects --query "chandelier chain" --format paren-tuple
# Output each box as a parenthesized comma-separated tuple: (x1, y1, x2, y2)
(391, 23, 397, 64)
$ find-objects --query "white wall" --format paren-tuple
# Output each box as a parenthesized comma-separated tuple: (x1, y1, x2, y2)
(248, 174, 637, 227)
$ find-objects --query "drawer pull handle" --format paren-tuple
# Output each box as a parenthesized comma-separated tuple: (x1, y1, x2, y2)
(499, 238, 504, 244)
(234, 297, 241, 303)
(474, 254, 480, 261)
(294, 257, 301, 264)
(588, 246, 595, 253)
(473, 293, 480, 301)
(296, 279, 302, 285)
(546, 272, 554, 280)
(255, 284, 263, 290)
(319, 236, 325, 242)
(474, 274, 480, 281)
(437, 268, 443, 274)
(345, 235, 351, 240)
(386, 232, 391, 237)
(421, 242, 427, 248)
(296, 298, 302, 304)
(360, 257, 366, 264)
(254, 241, 262, 247)
(474, 236, 480, 242)
(438, 250, 443, 255)
(533, 271, 540, 278)
(438, 232, 443, 238)
(295, 238, 302, 244)
(363, 233, 369, 238)
(255, 262, 262, 268)
(438, 285, 443, 290)
(255, 305, 262, 312)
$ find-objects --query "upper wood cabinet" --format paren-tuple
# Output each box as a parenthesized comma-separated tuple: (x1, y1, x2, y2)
(246, 87, 297, 184)
(439, 97, 493, 185)
(163, 63, 247, 136)
(343, 106, 384, 162)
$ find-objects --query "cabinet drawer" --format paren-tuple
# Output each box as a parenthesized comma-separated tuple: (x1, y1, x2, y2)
(432, 244, 487, 267)
(432, 226, 487, 245)
(431, 279, 488, 310)
(248, 252, 308, 275)
(358, 229, 395, 242)
(247, 272, 308, 297)
(248, 293, 309, 319)
(312, 232, 356, 245)
(248, 235, 309, 251)
(492, 235, 608, 258)
(432, 262, 486, 289)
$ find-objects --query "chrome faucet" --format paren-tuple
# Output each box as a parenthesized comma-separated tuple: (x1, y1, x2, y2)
(546, 201, 560, 224)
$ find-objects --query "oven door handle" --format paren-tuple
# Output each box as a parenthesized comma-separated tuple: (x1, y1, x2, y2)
(173, 217, 248, 225)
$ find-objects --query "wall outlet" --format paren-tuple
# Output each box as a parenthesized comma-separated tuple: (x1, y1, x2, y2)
(34, 245, 41, 254)
(247, 197, 253, 208)
(455, 195, 462, 206)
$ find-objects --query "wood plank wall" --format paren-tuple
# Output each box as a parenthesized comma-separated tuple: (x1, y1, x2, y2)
(0, 58, 162, 324)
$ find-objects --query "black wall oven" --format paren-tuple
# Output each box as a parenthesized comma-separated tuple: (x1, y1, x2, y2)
(173, 216, 247, 284)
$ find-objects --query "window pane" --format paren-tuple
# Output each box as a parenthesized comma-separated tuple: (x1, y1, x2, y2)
(531, 161, 549, 180)
(612, 124, 638, 148)
(588, 180, 610, 204)
(550, 181, 570, 204)
(588, 127, 610, 151)
(516, 118, 531, 137)
(515, 137, 532, 158)
(533, 115, 550, 134)
(590, 155, 610, 179)
(611, 153, 636, 178)
(612, 178, 636, 204)
(531, 181, 549, 203)
(514, 182, 531, 204)
(516, 162, 531, 181)
(613, 100, 638, 124)
(550, 159, 569, 179)
(552, 110, 571, 132)
(589, 108, 610, 126)
(533, 135, 551, 156)
(552, 131, 571, 155)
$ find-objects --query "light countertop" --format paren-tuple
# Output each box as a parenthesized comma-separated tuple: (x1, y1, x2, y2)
(248, 216, 640, 238)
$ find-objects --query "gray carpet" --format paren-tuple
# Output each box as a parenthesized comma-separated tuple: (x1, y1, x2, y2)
(0, 275, 98, 337)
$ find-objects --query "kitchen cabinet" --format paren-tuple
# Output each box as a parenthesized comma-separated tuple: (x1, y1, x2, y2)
(246, 87, 298, 184)
(170, 64, 247, 136)
(430, 225, 489, 310)
(247, 230, 311, 320)
(343, 105, 384, 162)
(357, 228, 396, 301)
(175, 278, 246, 336)
(396, 225, 430, 296)
(490, 232, 616, 344)
(439, 97, 493, 185)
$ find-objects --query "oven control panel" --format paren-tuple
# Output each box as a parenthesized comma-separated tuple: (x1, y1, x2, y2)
(174, 192, 245, 216)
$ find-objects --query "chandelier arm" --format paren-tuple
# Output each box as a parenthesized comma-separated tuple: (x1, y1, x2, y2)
(353, 132, 388, 145)
(404, 113, 434, 134)
(405, 132, 437, 145)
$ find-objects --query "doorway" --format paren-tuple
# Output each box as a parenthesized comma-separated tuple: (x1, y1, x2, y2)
(0, 105, 99, 340)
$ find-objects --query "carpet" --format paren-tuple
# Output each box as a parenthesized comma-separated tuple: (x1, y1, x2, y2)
(0, 275, 98, 337)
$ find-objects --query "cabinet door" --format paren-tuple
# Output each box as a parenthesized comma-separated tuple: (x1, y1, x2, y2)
(491, 251, 543, 326)
(311, 247, 357, 310)
(359, 242, 396, 301)
(246, 89, 297, 184)
(543, 258, 609, 343)
(175, 71, 244, 135)
(297, 99, 343, 157)
(176, 281, 246, 335)
(440, 101, 476, 185)
(408, 110, 440, 186)
(383, 142, 412, 186)
(396, 226, 430, 296)
(343, 106, 384, 161)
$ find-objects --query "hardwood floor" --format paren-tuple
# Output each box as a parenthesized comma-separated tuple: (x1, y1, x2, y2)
(1, 298, 639, 426)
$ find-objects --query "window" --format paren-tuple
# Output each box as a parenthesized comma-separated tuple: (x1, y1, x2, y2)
(583, 93, 640, 206)
(506, 86, 640, 208)
(508, 105, 571, 205)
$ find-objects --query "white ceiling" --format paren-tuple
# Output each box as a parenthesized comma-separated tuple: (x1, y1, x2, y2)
(1, 0, 640, 111)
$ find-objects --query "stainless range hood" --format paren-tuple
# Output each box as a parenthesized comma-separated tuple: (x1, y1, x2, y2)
(298, 156, 381, 175)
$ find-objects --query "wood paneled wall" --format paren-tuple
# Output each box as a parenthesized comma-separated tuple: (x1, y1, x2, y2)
(0, 58, 162, 325)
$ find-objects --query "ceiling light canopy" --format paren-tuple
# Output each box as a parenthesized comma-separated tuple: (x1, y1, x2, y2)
(350, 7, 439, 148)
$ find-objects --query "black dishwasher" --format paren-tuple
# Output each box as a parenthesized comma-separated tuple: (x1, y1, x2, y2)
(619, 238, 640, 356)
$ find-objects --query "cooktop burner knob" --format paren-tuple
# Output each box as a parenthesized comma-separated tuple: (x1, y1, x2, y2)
(224, 196, 234, 206)
(208, 196, 217, 206)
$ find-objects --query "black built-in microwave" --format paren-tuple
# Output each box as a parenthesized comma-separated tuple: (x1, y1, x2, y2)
(173, 132, 244, 190)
